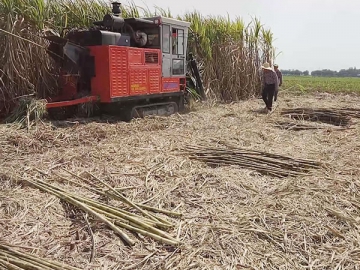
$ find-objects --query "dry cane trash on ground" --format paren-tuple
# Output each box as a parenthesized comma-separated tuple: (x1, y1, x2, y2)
(1, 92, 360, 269)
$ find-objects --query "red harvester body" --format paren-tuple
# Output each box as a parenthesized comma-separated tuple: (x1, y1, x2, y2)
(44, 1, 201, 120)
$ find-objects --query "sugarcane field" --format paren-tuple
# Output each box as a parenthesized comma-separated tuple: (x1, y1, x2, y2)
(1, 0, 360, 270)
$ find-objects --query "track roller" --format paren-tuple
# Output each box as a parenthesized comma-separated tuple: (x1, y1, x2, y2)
(130, 102, 179, 119)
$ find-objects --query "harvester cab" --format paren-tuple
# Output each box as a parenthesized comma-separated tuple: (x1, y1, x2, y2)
(43, 2, 203, 120)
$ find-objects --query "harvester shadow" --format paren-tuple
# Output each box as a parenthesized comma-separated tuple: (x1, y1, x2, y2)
(49, 115, 127, 128)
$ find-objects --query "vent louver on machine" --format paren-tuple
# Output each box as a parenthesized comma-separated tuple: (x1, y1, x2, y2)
(145, 52, 158, 64)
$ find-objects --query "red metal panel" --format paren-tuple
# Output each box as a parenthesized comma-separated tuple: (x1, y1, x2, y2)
(129, 67, 148, 95)
(148, 68, 161, 94)
(128, 48, 161, 66)
(89, 46, 111, 102)
(89, 46, 167, 101)
(109, 46, 129, 98)
(128, 48, 143, 65)
(162, 77, 180, 92)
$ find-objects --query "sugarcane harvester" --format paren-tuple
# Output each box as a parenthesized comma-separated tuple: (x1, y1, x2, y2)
(44, 2, 204, 120)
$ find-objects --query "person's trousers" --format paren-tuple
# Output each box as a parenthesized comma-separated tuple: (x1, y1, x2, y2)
(262, 83, 276, 110)
(274, 88, 278, 102)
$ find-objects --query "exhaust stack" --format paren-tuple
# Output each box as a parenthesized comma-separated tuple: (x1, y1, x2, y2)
(111, 2, 121, 16)
(103, 1, 125, 30)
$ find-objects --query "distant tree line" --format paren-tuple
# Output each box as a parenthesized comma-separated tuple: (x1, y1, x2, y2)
(281, 67, 360, 77)
(281, 70, 309, 76)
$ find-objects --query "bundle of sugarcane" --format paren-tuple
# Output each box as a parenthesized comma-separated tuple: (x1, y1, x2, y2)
(22, 175, 181, 247)
(54, 169, 183, 220)
(0, 243, 81, 270)
(183, 144, 323, 177)
(334, 108, 360, 118)
(280, 108, 353, 127)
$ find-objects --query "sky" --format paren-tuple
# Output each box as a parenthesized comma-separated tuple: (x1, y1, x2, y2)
(129, 0, 360, 72)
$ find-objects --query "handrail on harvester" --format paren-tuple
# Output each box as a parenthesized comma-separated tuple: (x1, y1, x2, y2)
(46, 96, 99, 109)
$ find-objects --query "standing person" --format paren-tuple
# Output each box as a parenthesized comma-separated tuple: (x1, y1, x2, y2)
(274, 64, 282, 102)
(261, 62, 279, 113)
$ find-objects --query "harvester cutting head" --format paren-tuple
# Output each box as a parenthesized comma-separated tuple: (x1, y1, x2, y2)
(43, 1, 131, 107)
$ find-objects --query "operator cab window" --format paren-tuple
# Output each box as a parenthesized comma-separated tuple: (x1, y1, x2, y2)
(171, 27, 185, 75)
(162, 25, 170, 53)
(172, 59, 184, 75)
(146, 27, 160, 49)
(172, 28, 184, 55)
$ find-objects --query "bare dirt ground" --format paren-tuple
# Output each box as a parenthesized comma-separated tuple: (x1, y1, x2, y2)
(1, 92, 360, 270)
